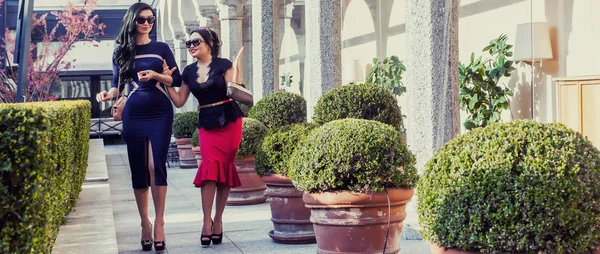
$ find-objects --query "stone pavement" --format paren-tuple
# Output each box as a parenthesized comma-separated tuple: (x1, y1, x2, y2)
(57, 140, 430, 254)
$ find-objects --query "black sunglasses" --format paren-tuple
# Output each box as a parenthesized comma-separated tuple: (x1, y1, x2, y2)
(136, 16, 156, 25)
(185, 39, 203, 48)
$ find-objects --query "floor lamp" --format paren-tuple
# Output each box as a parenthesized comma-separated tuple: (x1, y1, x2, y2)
(513, 22, 553, 119)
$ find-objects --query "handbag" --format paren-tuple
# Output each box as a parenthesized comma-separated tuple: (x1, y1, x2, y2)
(111, 78, 126, 121)
(227, 82, 253, 105)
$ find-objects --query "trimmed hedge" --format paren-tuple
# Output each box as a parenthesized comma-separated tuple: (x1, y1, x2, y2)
(248, 92, 306, 129)
(237, 118, 268, 159)
(255, 123, 319, 177)
(312, 83, 403, 130)
(417, 120, 600, 253)
(288, 119, 417, 193)
(173, 111, 198, 139)
(192, 129, 199, 147)
(0, 101, 91, 253)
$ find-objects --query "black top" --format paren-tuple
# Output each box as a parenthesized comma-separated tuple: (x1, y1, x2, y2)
(181, 57, 243, 129)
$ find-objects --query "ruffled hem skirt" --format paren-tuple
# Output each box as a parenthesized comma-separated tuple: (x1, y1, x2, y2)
(193, 117, 243, 188)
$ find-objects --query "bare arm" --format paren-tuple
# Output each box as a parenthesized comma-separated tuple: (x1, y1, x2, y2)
(166, 83, 191, 108)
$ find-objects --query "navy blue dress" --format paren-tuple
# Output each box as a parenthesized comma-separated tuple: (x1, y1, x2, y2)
(112, 41, 182, 189)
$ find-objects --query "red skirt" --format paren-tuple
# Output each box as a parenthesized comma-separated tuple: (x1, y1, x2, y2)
(193, 118, 243, 188)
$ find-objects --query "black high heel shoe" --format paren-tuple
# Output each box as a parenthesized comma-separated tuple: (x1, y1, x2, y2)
(154, 240, 166, 251)
(200, 221, 213, 246)
(212, 221, 223, 245)
(141, 240, 153, 251)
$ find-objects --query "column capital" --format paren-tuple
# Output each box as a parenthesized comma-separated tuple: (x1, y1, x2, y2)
(199, 5, 221, 31)
(217, 0, 248, 20)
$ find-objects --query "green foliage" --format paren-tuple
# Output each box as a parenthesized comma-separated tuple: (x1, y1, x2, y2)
(0, 101, 91, 253)
(255, 123, 319, 177)
(459, 34, 516, 130)
(237, 118, 269, 159)
(172, 111, 198, 139)
(312, 83, 403, 132)
(248, 92, 306, 129)
(366, 55, 406, 96)
(288, 119, 417, 193)
(191, 129, 199, 147)
(417, 120, 600, 253)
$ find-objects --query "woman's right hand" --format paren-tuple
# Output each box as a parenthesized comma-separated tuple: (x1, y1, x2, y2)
(96, 90, 113, 102)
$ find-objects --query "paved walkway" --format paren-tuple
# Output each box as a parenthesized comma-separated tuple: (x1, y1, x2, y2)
(104, 142, 430, 254)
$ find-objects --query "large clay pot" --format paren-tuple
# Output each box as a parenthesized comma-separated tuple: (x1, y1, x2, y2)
(261, 174, 316, 244)
(191, 146, 201, 165)
(175, 138, 197, 168)
(227, 156, 267, 205)
(303, 188, 414, 254)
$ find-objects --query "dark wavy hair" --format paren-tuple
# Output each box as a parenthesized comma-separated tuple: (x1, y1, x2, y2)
(114, 3, 156, 84)
(191, 28, 222, 58)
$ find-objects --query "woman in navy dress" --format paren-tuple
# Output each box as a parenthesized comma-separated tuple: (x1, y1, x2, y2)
(162, 27, 244, 247)
(95, 3, 181, 251)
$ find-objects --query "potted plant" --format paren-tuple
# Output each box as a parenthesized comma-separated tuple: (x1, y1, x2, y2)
(227, 117, 269, 205)
(248, 91, 306, 130)
(459, 34, 515, 130)
(312, 83, 405, 141)
(288, 119, 418, 253)
(255, 122, 319, 244)
(191, 130, 201, 165)
(418, 120, 600, 253)
(172, 111, 199, 168)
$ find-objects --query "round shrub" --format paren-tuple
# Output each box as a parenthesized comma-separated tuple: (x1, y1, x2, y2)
(255, 123, 319, 177)
(248, 91, 306, 129)
(417, 120, 600, 253)
(312, 83, 402, 130)
(237, 117, 269, 159)
(288, 118, 417, 193)
(173, 111, 198, 139)
(191, 129, 199, 147)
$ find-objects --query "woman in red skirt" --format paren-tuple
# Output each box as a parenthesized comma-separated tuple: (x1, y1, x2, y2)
(163, 27, 244, 246)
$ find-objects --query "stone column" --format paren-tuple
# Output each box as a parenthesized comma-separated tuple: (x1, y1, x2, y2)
(405, 0, 460, 171)
(243, 5, 253, 89)
(305, 0, 342, 118)
(251, 0, 281, 100)
(199, 5, 221, 37)
(218, 0, 248, 60)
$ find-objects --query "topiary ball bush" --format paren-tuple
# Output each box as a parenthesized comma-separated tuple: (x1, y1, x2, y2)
(417, 120, 600, 253)
(248, 91, 306, 129)
(237, 117, 269, 159)
(255, 122, 319, 177)
(288, 118, 417, 193)
(192, 129, 199, 147)
(173, 111, 198, 139)
(312, 83, 402, 130)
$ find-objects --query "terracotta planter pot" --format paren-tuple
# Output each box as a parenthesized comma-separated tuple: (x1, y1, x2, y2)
(303, 188, 414, 254)
(226, 156, 267, 205)
(431, 244, 600, 254)
(261, 174, 316, 244)
(175, 138, 197, 168)
(191, 146, 201, 165)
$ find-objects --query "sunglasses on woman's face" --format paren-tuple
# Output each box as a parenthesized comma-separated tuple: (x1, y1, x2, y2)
(185, 39, 203, 48)
(136, 16, 156, 25)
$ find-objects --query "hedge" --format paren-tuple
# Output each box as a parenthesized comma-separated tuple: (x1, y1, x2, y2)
(236, 118, 269, 159)
(417, 120, 600, 253)
(255, 122, 319, 177)
(173, 111, 198, 139)
(312, 83, 403, 130)
(0, 100, 91, 253)
(248, 92, 306, 129)
(288, 119, 417, 193)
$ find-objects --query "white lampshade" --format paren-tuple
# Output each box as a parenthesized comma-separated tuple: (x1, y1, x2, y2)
(343, 59, 365, 83)
(513, 22, 553, 62)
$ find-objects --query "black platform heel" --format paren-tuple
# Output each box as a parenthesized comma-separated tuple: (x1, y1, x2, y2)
(201, 221, 213, 246)
(141, 240, 153, 251)
(212, 221, 223, 245)
(154, 240, 166, 251)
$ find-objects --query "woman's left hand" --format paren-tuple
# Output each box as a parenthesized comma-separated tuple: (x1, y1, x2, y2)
(138, 70, 157, 82)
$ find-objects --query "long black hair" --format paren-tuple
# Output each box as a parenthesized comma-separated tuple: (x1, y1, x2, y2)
(191, 28, 222, 58)
(114, 3, 156, 84)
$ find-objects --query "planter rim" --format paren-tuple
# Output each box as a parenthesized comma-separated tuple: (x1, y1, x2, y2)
(261, 174, 292, 186)
(235, 155, 255, 162)
(303, 188, 414, 208)
(191, 146, 200, 152)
